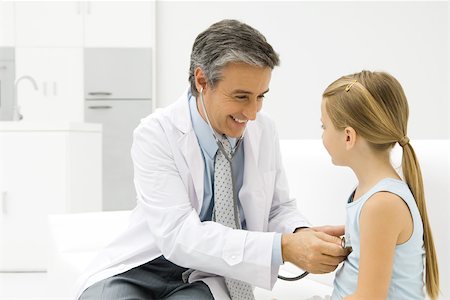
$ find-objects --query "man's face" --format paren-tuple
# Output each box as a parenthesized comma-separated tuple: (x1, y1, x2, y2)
(198, 63, 272, 138)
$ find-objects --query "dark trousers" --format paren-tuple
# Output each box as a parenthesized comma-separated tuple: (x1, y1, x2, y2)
(79, 255, 214, 300)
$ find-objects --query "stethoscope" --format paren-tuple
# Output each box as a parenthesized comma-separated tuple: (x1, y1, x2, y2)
(199, 87, 308, 281)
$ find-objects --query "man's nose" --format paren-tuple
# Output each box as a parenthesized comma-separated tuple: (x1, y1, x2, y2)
(243, 99, 261, 121)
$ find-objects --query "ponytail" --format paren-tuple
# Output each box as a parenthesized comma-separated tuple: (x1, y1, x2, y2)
(401, 142, 440, 299)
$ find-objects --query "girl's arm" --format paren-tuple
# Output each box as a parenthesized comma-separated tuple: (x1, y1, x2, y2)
(343, 192, 413, 300)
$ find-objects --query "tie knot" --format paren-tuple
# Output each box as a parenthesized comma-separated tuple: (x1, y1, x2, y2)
(219, 135, 232, 155)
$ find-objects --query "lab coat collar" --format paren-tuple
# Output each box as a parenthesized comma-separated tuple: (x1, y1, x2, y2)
(188, 93, 218, 161)
(169, 87, 193, 134)
(171, 88, 205, 211)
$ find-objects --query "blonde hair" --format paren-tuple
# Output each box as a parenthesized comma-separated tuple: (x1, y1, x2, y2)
(323, 70, 439, 299)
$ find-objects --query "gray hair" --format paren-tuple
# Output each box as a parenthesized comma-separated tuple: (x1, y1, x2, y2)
(188, 19, 280, 98)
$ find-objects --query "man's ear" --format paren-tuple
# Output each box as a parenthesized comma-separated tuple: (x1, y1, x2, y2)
(194, 67, 207, 93)
(344, 127, 357, 150)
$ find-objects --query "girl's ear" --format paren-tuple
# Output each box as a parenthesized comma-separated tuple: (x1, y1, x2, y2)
(194, 67, 207, 93)
(344, 127, 357, 150)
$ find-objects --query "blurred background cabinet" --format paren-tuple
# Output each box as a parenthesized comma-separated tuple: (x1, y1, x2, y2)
(83, 2, 154, 47)
(3, 2, 155, 211)
(0, 2, 155, 274)
(14, 1, 154, 48)
(85, 100, 150, 210)
(14, 2, 84, 47)
(12, 1, 155, 123)
(0, 47, 15, 121)
(84, 48, 152, 210)
(84, 48, 152, 100)
(0, 122, 101, 271)
(0, 2, 15, 47)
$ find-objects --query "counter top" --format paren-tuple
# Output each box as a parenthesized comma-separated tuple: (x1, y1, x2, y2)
(0, 122, 102, 132)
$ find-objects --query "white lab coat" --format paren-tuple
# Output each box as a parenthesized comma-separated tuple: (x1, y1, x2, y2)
(74, 89, 309, 299)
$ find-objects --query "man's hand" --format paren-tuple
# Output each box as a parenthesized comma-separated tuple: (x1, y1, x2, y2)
(281, 227, 350, 274)
(312, 225, 345, 237)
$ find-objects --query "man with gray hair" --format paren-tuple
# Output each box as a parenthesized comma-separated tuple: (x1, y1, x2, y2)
(77, 19, 348, 300)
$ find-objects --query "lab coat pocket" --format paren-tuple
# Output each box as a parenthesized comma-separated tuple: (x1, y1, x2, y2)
(222, 229, 247, 266)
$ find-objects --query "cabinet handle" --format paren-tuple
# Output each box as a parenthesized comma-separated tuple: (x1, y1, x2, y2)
(0, 66, 7, 70)
(53, 82, 58, 96)
(88, 92, 112, 96)
(43, 82, 48, 97)
(87, 106, 112, 109)
(0, 191, 7, 215)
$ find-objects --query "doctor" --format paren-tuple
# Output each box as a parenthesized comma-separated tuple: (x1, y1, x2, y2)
(77, 19, 348, 300)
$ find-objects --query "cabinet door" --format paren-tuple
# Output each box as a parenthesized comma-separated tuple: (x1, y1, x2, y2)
(15, 2, 83, 47)
(85, 48, 152, 100)
(15, 47, 84, 122)
(0, 2, 15, 47)
(0, 59, 15, 121)
(85, 100, 152, 210)
(0, 132, 67, 271)
(84, 1, 154, 47)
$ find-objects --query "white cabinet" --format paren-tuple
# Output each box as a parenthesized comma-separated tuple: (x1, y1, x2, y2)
(14, 2, 84, 47)
(0, 2, 15, 47)
(84, 48, 152, 100)
(84, 2, 154, 47)
(0, 122, 102, 271)
(0, 48, 15, 121)
(14, 1, 154, 47)
(84, 47, 152, 211)
(15, 47, 84, 122)
(12, 2, 155, 122)
(85, 100, 151, 210)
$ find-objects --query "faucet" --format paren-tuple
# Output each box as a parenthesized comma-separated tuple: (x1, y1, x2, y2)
(14, 75, 38, 121)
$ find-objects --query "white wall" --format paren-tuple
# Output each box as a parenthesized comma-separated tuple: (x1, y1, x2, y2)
(155, 1, 449, 139)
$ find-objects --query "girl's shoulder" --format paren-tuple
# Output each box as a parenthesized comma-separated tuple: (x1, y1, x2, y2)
(362, 178, 413, 220)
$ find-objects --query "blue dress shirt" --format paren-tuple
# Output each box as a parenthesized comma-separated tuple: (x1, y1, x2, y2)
(187, 92, 283, 270)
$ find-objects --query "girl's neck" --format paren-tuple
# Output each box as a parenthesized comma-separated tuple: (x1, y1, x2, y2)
(350, 157, 401, 201)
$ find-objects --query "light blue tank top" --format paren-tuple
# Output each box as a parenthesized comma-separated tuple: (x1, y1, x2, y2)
(332, 178, 425, 300)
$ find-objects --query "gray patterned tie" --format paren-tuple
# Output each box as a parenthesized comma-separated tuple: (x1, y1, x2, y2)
(214, 135, 255, 300)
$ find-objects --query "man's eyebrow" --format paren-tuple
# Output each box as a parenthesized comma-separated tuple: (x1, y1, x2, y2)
(232, 89, 270, 95)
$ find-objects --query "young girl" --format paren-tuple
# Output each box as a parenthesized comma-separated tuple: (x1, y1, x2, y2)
(321, 71, 439, 299)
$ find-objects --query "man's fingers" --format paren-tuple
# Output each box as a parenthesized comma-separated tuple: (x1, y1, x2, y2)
(309, 253, 348, 274)
(315, 232, 350, 257)
(313, 225, 345, 237)
(316, 231, 342, 246)
(318, 253, 346, 266)
(309, 261, 340, 274)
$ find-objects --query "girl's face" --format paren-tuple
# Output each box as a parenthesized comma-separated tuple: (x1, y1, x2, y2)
(321, 98, 347, 166)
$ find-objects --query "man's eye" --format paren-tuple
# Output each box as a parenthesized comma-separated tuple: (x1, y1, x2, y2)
(257, 95, 265, 101)
(235, 95, 248, 100)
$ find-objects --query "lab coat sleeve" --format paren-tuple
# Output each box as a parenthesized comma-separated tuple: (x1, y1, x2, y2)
(266, 118, 311, 233)
(131, 116, 275, 289)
